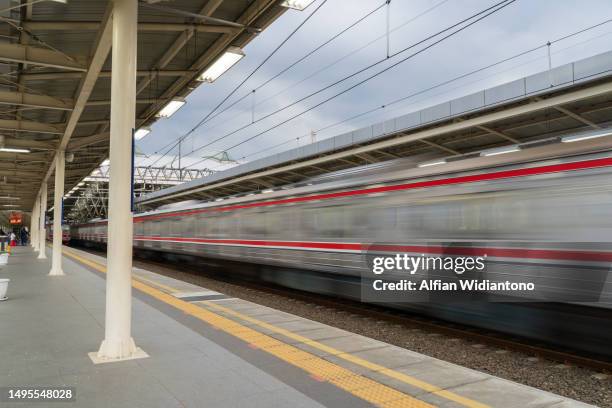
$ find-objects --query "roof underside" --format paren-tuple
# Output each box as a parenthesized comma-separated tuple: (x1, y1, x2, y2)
(0, 0, 286, 222)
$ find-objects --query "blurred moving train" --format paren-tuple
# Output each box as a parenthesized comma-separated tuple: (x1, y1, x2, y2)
(47, 224, 71, 245)
(69, 150, 612, 357)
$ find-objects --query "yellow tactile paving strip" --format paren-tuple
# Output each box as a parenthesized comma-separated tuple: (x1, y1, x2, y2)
(202, 301, 489, 408)
(62, 247, 489, 408)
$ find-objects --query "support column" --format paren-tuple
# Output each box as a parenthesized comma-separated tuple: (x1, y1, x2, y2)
(37, 183, 47, 259)
(31, 196, 39, 251)
(49, 151, 65, 276)
(93, 0, 146, 363)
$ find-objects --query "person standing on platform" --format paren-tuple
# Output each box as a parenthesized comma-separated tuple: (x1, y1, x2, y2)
(20, 227, 28, 246)
(9, 231, 16, 248)
(0, 229, 6, 252)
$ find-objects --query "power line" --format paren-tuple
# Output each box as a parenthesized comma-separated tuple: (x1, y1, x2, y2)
(186, 0, 451, 141)
(184, 0, 517, 162)
(184, 0, 518, 169)
(146, 0, 329, 168)
(193, 1, 388, 129)
(204, 18, 612, 172)
(148, 0, 449, 166)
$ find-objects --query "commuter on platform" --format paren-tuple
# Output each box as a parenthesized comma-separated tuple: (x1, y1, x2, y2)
(20, 227, 28, 246)
(0, 229, 6, 252)
(9, 232, 16, 248)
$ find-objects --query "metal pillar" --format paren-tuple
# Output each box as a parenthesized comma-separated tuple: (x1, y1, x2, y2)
(93, 0, 146, 363)
(31, 196, 39, 251)
(49, 151, 65, 276)
(37, 183, 47, 259)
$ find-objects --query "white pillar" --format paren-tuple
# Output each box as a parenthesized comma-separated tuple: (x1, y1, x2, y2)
(94, 0, 145, 363)
(31, 196, 39, 251)
(37, 184, 47, 259)
(49, 151, 65, 276)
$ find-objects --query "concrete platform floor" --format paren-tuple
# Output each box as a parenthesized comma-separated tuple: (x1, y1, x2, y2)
(0, 246, 594, 408)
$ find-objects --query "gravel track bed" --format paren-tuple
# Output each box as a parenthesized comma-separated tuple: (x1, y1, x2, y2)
(127, 255, 612, 407)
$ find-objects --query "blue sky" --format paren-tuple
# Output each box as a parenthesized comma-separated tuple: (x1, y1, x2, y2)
(138, 0, 612, 170)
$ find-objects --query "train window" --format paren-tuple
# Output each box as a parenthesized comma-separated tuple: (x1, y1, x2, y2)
(314, 206, 346, 238)
(241, 212, 265, 237)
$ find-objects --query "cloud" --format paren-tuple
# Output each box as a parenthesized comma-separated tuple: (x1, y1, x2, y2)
(141, 0, 612, 162)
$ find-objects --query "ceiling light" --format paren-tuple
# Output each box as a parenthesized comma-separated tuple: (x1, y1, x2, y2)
(0, 196, 19, 200)
(0, 147, 30, 153)
(417, 159, 446, 168)
(281, 0, 316, 10)
(1, 204, 17, 207)
(134, 127, 151, 140)
(101, 159, 110, 166)
(77, 182, 85, 187)
(262, 189, 274, 193)
(157, 97, 186, 118)
(480, 145, 520, 157)
(197, 47, 245, 83)
(561, 129, 612, 143)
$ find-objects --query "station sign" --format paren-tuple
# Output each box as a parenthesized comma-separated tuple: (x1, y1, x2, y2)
(9, 212, 22, 225)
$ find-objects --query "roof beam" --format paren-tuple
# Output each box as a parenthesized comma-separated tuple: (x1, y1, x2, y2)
(0, 118, 63, 134)
(139, 0, 278, 124)
(67, 132, 109, 150)
(553, 105, 601, 129)
(21, 70, 195, 81)
(2, 137, 56, 150)
(23, 21, 237, 34)
(42, 4, 113, 188)
(0, 90, 73, 110)
(86, 98, 165, 106)
(0, 42, 85, 71)
(475, 124, 520, 143)
(419, 139, 461, 155)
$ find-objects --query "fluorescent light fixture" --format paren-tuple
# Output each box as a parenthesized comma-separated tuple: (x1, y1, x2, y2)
(77, 182, 85, 187)
(1, 204, 17, 207)
(0, 147, 30, 153)
(0, 196, 19, 200)
(561, 129, 612, 143)
(281, 0, 316, 10)
(134, 127, 151, 140)
(101, 159, 110, 166)
(417, 159, 446, 168)
(214, 198, 224, 202)
(157, 97, 186, 118)
(48, 206, 54, 212)
(262, 189, 274, 193)
(197, 47, 245, 83)
(481, 145, 520, 157)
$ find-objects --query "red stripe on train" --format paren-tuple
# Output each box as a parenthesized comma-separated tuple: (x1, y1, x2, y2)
(133, 236, 612, 262)
(131, 157, 612, 223)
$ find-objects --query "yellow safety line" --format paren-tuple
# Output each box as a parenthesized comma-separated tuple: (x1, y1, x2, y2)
(61, 248, 436, 408)
(202, 301, 489, 408)
(132, 275, 180, 294)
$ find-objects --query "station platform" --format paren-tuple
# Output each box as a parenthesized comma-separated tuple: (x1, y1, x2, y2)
(0, 246, 594, 408)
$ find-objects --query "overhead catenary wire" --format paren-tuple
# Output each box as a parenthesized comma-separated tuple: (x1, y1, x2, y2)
(187, 0, 451, 140)
(148, 0, 450, 167)
(183, 0, 517, 164)
(183, 0, 518, 170)
(146, 0, 329, 168)
(195, 17, 612, 173)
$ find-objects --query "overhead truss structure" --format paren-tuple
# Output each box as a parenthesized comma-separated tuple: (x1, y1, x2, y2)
(65, 164, 213, 222)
